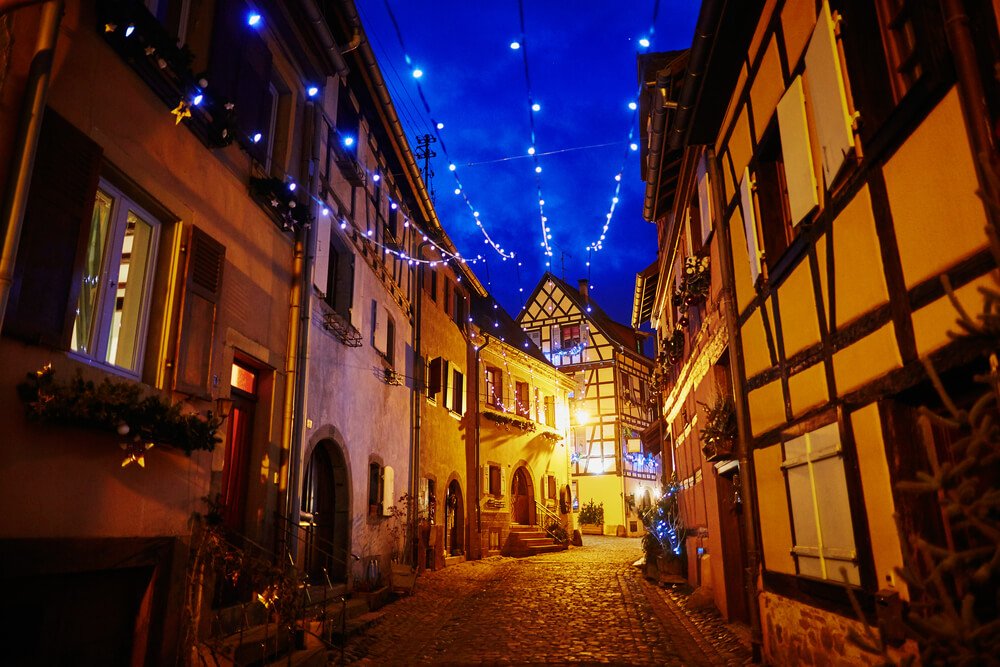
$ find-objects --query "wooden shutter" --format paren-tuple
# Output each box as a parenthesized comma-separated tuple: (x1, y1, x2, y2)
(427, 357, 442, 397)
(313, 213, 331, 293)
(499, 466, 507, 498)
(481, 465, 489, 496)
(442, 360, 453, 411)
(696, 159, 713, 242)
(456, 370, 466, 415)
(739, 168, 762, 284)
(4, 109, 101, 346)
(174, 226, 225, 396)
(382, 465, 395, 516)
(804, 0, 855, 186)
(778, 76, 820, 225)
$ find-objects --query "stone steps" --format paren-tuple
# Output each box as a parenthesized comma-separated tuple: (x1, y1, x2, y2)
(502, 524, 568, 558)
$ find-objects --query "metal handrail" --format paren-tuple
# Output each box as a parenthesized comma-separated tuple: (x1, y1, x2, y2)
(534, 501, 565, 541)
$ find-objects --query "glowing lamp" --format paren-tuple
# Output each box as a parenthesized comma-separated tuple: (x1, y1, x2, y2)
(448, 163, 456, 171)
(535, 166, 542, 173)
(124, 24, 135, 37)
(288, 182, 296, 191)
(628, 101, 637, 110)
(531, 103, 541, 112)
(412, 68, 423, 79)
(307, 86, 319, 97)
(251, 132, 263, 143)
(372, 173, 380, 183)
(510, 41, 521, 50)
(436, 122, 445, 129)
(639, 37, 650, 48)
(342, 135, 355, 147)
(192, 93, 203, 106)
(247, 12, 262, 27)
(630, 142, 638, 151)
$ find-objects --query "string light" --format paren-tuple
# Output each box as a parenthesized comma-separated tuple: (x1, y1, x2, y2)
(247, 11, 262, 27)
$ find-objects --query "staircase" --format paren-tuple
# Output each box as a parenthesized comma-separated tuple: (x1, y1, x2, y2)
(502, 524, 567, 557)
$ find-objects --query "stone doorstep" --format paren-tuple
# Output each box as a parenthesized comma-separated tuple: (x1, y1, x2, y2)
(443, 554, 465, 567)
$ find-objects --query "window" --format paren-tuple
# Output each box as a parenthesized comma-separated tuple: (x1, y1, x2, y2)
(326, 230, 354, 318)
(429, 270, 437, 302)
(753, 126, 793, 273)
(427, 356, 443, 400)
(450, 367, 465, 415)
(526, 329, 541, 349)
(544, 395, 556, 428)
(443, 279, 452, 317)
(385, 312, 395, 366)
(485, 367, 502, 408)
(874, 0, 922, 102)
(453, 288, 466, 326)
(336, 80, 360, 152)
(560, 324, 581, 350)
(781, 422, 860, 585)
(515, 381, 530, 417)
(144, 0, 191, 45)
(368, 462, 383, 517)
(71, 182, 160, 374)
(488, 464, 502, 497)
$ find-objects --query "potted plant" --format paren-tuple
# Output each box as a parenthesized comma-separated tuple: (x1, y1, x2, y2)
(386, 494, 418, 594)
(578, 499, 604, 535)
(699, 392, 737, 461)
(641, 531, 663, 580)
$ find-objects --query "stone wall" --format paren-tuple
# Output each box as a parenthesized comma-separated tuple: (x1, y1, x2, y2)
(760, 591, 917, 666)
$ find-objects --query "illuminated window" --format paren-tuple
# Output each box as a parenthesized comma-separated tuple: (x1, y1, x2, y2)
(231, 362, 257, 394)
(368, 462, 383, 517)
(489, 464, 501, 496)
(560, 324, 581, 349)
(71, 182, 160, 375)
(485, 367, 502, 408)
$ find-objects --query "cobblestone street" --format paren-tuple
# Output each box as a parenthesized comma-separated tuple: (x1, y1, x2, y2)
(343, 536, 749, 665)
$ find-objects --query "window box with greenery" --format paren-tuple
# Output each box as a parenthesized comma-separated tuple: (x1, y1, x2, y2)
(672, 254, 711, 310)
(578, 499, 604, 535)
(699, 393, 737, 462)
(17, 365, 223, 463)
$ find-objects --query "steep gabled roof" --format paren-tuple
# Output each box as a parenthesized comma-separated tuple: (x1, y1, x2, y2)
(471, 292, 550, 366)
(519, 272, 649, 359)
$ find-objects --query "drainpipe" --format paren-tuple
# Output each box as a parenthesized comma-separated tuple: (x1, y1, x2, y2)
(0, 0, 63, 334)
(473, 336, 491, 541)
(301, 0, 350, 76)
(409, 241, 431, 559)
(282, 102, 321, 550)
(940, 0, 999, 227)
(709, 148, 763, 661)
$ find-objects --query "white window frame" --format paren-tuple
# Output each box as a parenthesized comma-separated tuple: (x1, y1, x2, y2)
(70, 180, 161, 378)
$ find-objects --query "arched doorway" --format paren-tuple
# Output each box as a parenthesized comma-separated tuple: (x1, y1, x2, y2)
(443, 479, 464, 556)
(300, 440, 349, 583)
(511, 467, 535, 525)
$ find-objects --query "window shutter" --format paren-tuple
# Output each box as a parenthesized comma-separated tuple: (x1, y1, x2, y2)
(428, 357, 442, 396)
(5, 109, 101, 346)
(696, 160, 713, 241)
(804, 0, 855, 186)
(481, 464, 489, 496)
(778, 76, 820, 225)
(459, 370, 467, 415)
(499, 466, 507, 498)
(382, 465, 395, 516)
(313, 213, 331, 294)
(443, 360, 453, 411)
(207, 0, 243, 117)
(739, 168, 762, 284)
(174, 226, 225, 396)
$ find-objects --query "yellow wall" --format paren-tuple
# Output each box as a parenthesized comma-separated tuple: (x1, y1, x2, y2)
(832, 324, 901, 395)
(754, 444, 795, 574)
(788, 362, 828, 417)
(885, 88, 989, 288)
(576, 473, 626, 532)
(742, 309, 772, 378)
(832, 186, 889, 328)
(911, 275, 993, 356)
(777, 259, 821, 357)
(850, 404, 908, 599)
(749, 38, 785, 136)
(748, 380, 785, 436)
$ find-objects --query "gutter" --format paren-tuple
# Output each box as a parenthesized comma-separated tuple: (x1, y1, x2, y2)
(0, 0, 63, 333)
(301, 0, 350, 76)
(642, 69, 675, 222)
(667, 0, 725, 151)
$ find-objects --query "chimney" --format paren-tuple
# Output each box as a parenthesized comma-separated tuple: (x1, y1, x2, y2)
(578, 279, 589, 299)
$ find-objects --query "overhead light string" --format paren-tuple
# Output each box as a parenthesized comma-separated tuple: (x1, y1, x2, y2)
(514, 0, 554, 266)
(382, 0, 517, 262)
(585, 0, 660, 256)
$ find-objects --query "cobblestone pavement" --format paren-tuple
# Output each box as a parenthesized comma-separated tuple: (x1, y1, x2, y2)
(341, 536, 750, 665)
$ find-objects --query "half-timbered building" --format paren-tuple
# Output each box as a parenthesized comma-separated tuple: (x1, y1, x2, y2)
(640, 0, 999, 663)
(470, 293, 574, 557)
(518, 273, 656, 536)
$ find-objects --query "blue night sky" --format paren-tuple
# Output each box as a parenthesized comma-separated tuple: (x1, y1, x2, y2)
(355, 1, 700, 327)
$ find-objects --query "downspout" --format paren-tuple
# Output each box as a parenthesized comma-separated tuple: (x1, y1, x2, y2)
(473, 336, 491, 541)
(409, 241, 431, 557)
(709, 148, 763, 662)
(0, 0, 63, 333)
(282, 102, 321, 546)
(940, 0, 999, 226)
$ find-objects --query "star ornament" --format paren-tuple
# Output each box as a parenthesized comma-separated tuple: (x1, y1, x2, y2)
(171, 100, 192, 125)
(121, 436, 155, 468)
